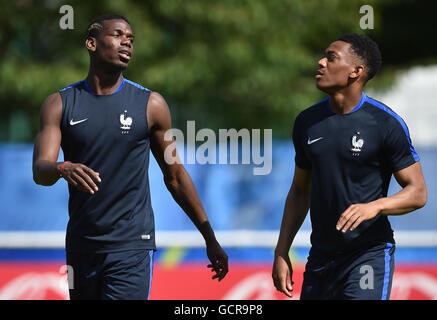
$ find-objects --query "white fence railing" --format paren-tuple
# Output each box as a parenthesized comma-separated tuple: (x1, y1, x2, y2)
(0, 230, 436, 248)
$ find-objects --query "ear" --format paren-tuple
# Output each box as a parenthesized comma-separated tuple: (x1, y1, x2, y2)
(85, 37, 97, 53)
(349, 65, 365, 80)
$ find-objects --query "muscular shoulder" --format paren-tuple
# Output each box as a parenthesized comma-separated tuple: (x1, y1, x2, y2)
(147, 91, 172, 130)
(148, 91, 168, 111)
(43, 92, 62, 108)
(40, 92, 62, 126)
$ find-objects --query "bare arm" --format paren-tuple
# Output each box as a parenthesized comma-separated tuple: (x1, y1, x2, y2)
(32, 93, 64, 186)
(337, 162, 427, 233)
(147, 91, 228, 281)
(272, 166, 311, 297)
(377, 162, 427, 215)
(33, 92, 101, 193)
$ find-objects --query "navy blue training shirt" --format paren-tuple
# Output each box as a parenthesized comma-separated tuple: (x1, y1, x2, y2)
(293, 92, 419, 254)
(59, 78, 156, 253)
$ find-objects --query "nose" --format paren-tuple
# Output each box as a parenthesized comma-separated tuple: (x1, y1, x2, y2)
(121, 36, 132, 48)
(318, 57, 327, 68)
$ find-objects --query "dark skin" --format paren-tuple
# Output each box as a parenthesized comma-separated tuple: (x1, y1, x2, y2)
(32, 19, 228, 281)
(272, 40, 427, 297)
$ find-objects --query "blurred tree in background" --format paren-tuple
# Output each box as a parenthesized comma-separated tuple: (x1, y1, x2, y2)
(0, 0, 436, 142)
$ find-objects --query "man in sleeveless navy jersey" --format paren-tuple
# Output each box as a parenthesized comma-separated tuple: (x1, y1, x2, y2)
(272, 34, 427, 299)
(32, 14, 228, 300)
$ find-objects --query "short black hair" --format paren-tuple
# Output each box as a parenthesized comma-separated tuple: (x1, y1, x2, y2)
(338, 33, 382, 82)
(86, 14, 130, 39)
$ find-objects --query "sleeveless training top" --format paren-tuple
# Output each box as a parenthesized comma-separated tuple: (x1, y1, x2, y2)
(59, 77, 156, 253)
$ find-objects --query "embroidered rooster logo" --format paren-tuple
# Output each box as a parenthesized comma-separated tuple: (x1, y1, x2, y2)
(120, 110, 133, 130)
(351, 132, 364, 153)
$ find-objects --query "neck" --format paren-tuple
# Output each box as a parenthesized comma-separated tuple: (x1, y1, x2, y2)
(86, 65, 124, 95)
(328, 86, 363, 114)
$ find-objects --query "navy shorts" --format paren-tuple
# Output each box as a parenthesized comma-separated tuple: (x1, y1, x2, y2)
(300, 242, 395, 300)
(66, 249, 154, 300)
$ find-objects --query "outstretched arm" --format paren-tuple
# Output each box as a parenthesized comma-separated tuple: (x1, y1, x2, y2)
(147, 91, 228, 281)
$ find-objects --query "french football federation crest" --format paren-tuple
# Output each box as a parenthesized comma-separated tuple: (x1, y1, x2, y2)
(120, 109, 132, 134)
(351, 131, 364, 155)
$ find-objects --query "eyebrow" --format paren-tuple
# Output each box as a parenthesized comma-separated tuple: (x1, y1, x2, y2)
(113, 28, 135, 39)
(325, 50, 339, 56)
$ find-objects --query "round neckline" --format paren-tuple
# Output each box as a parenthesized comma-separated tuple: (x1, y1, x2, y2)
(326, 92, 367, 116)
(83, 77, 125, 96)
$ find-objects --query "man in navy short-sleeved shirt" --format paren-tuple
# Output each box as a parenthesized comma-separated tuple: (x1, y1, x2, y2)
(272, 34, 427, 299)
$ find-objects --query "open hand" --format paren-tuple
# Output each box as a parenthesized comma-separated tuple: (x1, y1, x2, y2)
(336, 202, 380, 233)
(60, 162, 101, 194)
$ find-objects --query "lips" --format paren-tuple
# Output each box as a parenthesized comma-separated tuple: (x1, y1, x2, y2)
(315, 69, 324, 79)
(118, 50, 131, 61)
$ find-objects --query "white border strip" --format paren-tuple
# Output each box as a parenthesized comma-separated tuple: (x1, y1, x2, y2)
(0, 232, 65, 249)
(0, 230, 437, 248)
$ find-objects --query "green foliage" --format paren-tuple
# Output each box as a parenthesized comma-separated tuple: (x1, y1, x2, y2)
(1, 0, 435, 141)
